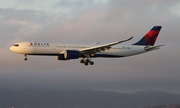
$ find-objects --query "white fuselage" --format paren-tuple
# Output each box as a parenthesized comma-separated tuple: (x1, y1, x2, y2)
(10, 42, 146, 58)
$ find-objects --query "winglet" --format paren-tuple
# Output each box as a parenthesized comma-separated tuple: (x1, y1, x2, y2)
(119, 36, 133, 43)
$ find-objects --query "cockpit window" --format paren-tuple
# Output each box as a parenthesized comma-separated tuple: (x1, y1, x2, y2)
(14, 44, 19, 47)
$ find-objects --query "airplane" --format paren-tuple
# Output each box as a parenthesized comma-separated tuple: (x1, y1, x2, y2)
(10, 26, 164, 66)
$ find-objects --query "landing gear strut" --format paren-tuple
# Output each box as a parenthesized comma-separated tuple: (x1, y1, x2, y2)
(24, 55, 28, 61)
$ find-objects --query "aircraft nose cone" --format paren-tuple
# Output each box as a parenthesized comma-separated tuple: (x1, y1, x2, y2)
(10, 46, 14, 51)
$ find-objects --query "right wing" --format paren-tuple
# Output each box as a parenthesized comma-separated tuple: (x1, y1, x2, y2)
(79, 37, 133, 54)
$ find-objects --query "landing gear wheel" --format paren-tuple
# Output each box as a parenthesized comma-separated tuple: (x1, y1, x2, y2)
(84, 62, 88, 66)
(90, 61, 94, 65)
(80, 59, 85, 63)
(24, 55, 28, 61)
(24, 58, 28, 61)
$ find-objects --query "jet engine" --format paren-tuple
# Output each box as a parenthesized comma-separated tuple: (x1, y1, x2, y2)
(57, 50, 81, 60)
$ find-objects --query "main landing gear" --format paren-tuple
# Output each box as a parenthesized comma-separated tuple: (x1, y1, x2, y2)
(80, 54, 94, 66)
(24, 55, 28, 61)
(80, 58, 94, 66)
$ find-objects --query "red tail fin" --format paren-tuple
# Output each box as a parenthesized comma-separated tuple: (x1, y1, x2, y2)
(133, 26, 162, 46)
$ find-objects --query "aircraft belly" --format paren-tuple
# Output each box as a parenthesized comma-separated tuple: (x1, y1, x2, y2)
(94, 48, 145, 58)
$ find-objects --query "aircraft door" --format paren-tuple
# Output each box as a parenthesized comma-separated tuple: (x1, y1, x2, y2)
(23, 43, 28, 50)
(52, 44, 56, 50)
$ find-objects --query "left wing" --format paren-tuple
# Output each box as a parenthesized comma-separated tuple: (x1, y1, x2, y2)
(79, 37, 133, 54)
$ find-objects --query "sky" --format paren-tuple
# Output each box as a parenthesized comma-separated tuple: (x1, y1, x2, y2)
(0, 0, 180, 93)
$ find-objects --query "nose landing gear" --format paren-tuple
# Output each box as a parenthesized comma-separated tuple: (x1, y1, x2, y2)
(24, 55, 28, 61)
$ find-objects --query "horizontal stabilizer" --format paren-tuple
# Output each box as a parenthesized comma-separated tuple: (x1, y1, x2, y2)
(144, 44, 165, 51)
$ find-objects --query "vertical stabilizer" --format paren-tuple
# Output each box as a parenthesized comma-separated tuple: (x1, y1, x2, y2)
(133, 26, 162, 46)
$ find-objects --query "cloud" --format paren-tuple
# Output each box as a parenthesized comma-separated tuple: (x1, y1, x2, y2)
(5, 19, 28, 25)
(170, 2, 180, 16)
(0, 0, 180, 93)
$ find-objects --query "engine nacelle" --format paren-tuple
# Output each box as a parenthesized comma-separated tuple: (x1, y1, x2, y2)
(64, 50, 81, 59)
(56, 55, 67, 60)
(57, 50, 81, 60)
